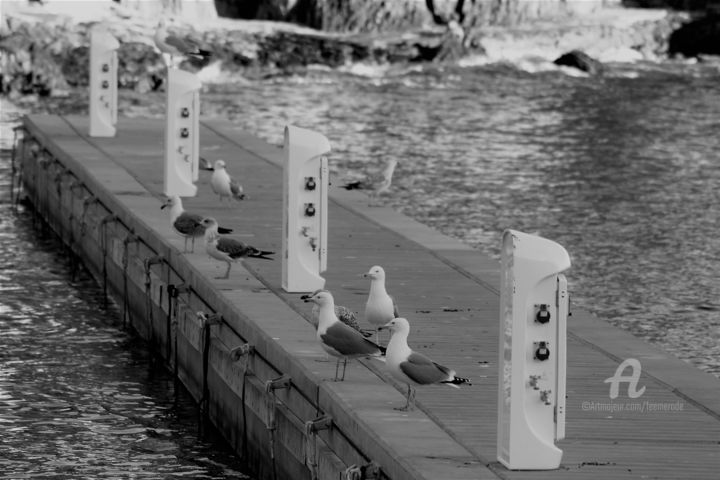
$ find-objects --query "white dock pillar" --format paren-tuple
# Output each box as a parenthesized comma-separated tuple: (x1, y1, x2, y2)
(281, 125, 330, 293)
(163, 68, 201, 197)
(89, 26, 119, 137)
(497, 229, 570, 470)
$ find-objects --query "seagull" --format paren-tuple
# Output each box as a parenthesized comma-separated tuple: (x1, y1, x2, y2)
(363, 265, 400, 343)
(302, 290, 385, 381)
(211, 160, 246, 203)
(154, 19, 211, 68)
(341, 159, 398, 205)
(301, 289, 371, 336)
(160, 195, 231, 253)
(201, 217, 274, 279)
(379, 317, 470, 411)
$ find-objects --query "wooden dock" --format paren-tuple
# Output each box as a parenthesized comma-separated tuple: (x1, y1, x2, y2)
(16, 114, 720, 480)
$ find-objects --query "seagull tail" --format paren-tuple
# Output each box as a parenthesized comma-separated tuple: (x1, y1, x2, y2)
(442, 376, 471, 388)
(248, 249, 275, 260)
(217, 226, 233, 234)
(189, 49, 212, 60)
(341, 181, 364, 190)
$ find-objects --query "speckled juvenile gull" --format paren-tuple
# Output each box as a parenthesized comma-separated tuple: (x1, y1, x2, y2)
(211, 160, 245, 203)
(363, 265, 399, 342)
(161, 195, 231, 253)
(303, 290, 385, 381)
(201, 217, 273, 279)
(379, 317, 470, 411)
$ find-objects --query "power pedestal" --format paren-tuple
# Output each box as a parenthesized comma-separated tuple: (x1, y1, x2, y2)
(89, 26, 119, 137)
(163, 68, 201, 197)
(281, 125, 329, 293)
(497, 229, 570, 470)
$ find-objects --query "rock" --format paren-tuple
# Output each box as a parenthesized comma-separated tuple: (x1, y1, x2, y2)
(668, 14, 720, 58)
(553, 49, 604, 75)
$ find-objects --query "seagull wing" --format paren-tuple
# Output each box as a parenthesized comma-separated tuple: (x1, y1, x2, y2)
(320, 322, 383, 357)
(335, 305, 362, 332)
(216, 237, 274, 260)
(229, 178, 245, 200)
(164, 34, 197, 54)
(390, 295, 400, 318)
(399, 351, 453, 385)
(173, 212, 204, 236)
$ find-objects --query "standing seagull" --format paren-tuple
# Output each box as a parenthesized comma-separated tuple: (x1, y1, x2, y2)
(301, 289, 367, 333)
(201, 217, 274, 279)
(379, 317, 470, 411)
(161, 195, 232, 253)
(341, 159, 398, 205)
(363, 265, 400, 343)
(154, 19, 211, 68)
(303, 290, 385, 381)
(211, 160, 246, 203)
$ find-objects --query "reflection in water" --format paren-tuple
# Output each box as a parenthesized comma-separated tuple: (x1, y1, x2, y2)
(0, 135, 249, 476)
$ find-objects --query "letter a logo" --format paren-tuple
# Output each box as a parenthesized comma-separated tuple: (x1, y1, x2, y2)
(604, 358, 646, 399)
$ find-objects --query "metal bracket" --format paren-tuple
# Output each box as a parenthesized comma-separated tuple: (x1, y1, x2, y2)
(265, 374, 291, 393)
(71, 180, 86, 193)
(197, 311, 222, 327)
(167, 283, 190, 298)
(304, 415, 332, 436)
(143, 255, 164, 272)
(230, 343, 254, 361)
(99, 213, 118, 226)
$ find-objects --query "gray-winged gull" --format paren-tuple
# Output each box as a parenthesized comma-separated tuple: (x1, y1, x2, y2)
(201, 217, 273, 279)
(154, 19, 211, 67)
(211, 159, 245, 203)
(161, 195, 231, 253)
(379, 317, 470, 411)
(341, 159, 398, 205)
(302, 290, 385, 381)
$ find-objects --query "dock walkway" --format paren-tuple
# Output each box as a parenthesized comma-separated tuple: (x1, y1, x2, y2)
(18, 114, 720, 480)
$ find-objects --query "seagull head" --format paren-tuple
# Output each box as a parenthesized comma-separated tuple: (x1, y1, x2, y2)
(363, 265, 385, 280)
(300, 289, 333, 307)
(161, 195, 181, 210)
(214, 159, 226, 170)
(200, 217, 219, 234)
(378, 317, 410, 335)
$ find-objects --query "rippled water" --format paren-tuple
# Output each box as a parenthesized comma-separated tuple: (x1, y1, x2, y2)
(0, 102, 250, 477)
(1, 60, 718, 478)
(207, 60, 720, 377)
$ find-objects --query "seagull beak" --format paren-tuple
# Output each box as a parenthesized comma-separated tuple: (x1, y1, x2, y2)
(378, 320, 394, 331)
(160, 202, 169, 210)
(300, 294, 312, 302)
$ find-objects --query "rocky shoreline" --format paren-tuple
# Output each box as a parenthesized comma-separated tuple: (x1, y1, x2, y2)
(0, 1, 717, 98)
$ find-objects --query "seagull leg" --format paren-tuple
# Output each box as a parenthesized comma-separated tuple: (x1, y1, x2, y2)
(395, 385, 415, 411)
(216, 262, 231, 279)
(339, 358, 348, 381)
(183, 237, 189, 253)
(333, 359, 341, 381)
(190, 236, 195, 253)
